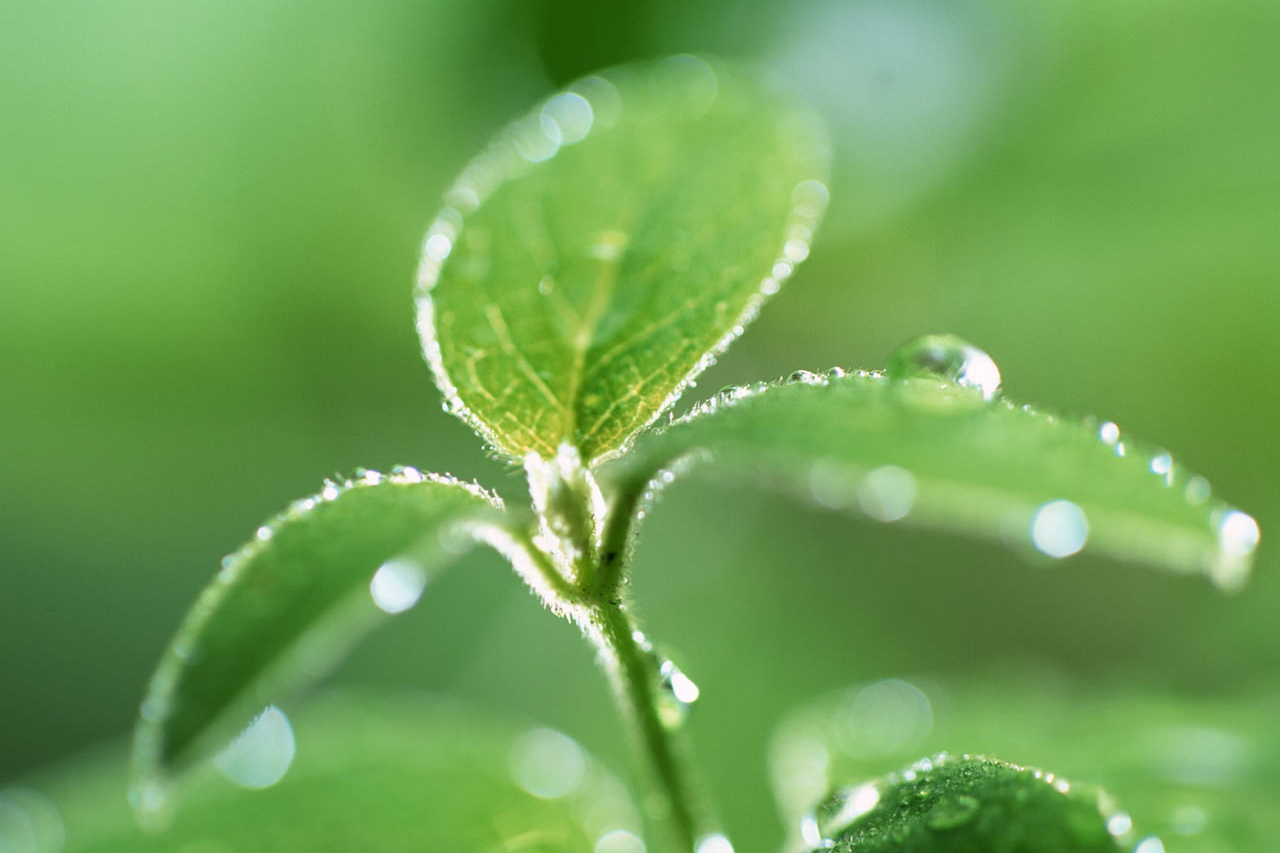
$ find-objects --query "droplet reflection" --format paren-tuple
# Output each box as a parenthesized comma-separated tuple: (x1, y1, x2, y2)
(857, 465, 918, 523)
(1030, 500, 1089, 558)
(836, 678, 933, 758)
(886, 334, 1002, 400)
(510, 728, 587, 799)
(213, 706, 296, 790)
(694, 833, 734, 853)
(1134, 837, 1166, 853)
(595, 829, 646, 853)
(369, 558, 428, 614)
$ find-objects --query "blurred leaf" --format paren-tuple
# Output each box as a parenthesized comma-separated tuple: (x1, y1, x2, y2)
(610, 366, 1259, 587)
(810, 754, 1124, 853)
(417, 55, 830, 464)
(133, 470, 501, 789)
(772, 672, 1280, 853)
(35, 690, 636, 852)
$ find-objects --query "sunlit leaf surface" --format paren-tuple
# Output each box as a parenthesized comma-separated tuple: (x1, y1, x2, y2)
(611, 366, 1258, 588)
(809, 754, 1124, 853)
(132, 470, 500, 792)
(30, 691, 636, 852)
(418, 55, 830, 464)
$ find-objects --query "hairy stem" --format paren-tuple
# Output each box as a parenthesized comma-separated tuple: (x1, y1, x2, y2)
(592, 601, 707, 853)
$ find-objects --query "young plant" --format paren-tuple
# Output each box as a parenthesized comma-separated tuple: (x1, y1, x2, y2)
(129, 56, 1259, 852)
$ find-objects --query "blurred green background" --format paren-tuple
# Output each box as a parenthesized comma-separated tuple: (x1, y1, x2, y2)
(3, 0, 1278, 847)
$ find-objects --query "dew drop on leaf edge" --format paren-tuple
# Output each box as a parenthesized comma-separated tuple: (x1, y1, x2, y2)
(885, 334, 1002, 400)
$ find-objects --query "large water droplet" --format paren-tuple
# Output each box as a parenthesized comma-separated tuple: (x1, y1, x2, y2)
(214, 706, 296, 789)
(885, 334, 1002, 399)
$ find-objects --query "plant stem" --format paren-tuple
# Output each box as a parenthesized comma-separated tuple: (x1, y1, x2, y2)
(593, 601, 706, 853)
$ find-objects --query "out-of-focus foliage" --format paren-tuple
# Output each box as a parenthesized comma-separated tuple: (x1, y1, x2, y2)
(3, 0, 1277, 851)
(21, 691, 636, 852)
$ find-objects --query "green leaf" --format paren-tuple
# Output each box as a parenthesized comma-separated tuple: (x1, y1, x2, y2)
(32, 691, 638, 852)
(132, 469, 501, 793)
(417, 55, 830, 464)
(810, 754, 1125, 853)
(609, 366, 1259, 589)
(772, 673, 1280, 852)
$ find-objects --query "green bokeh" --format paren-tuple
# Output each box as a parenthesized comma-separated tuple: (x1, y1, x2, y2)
(3, 0, 1277, 850)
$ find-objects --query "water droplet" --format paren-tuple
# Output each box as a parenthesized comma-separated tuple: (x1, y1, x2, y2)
(816, 782, 881, 839)
(1210, 509, 1260, 590)
(1099, 421, 1120, 445)
(1185, 476, 1211, 506)
(214, 706, 295, 790)
(791, 179, 830, 220)
(924, 794, 979, 830)
(511, 728, 586, 799)
(595, 829, 646, 853)
(1134, 836, 1165, 853)
(1030, 499, 1089, 558)
(1150, 452, 1173, 478)
(369, 559, 428, 614)
(885, 334, 1002, 400)
(784, 238, 810, 263)
(1106, 812, 1133, 836)
(255, 526, 273, 542)
(857, 466, 918, 523)
(787, 369, 823, 385)
(694, 833, 734, 853)
(424, 233, 452, 262)
(571, 76, 622, 129)
(541, 91, 594, 144)
(321, 481, 340, 501)
(660, 659, 701, 705)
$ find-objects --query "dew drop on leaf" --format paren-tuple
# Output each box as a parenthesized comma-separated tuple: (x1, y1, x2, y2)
(885, 334, 1002, 400)
(213, 706, 296, 790)
(369, 558, 428, 614)
(694, 832, 735, 853)
(924, 794, 980, 830)
(1030, 499, 1090, 558)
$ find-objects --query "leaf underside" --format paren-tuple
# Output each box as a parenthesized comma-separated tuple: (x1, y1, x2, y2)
(418, 55, 830, 464)
(133, 471, 498, 785)
(609, 373, 1257, 587)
